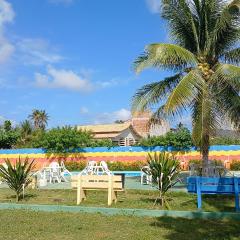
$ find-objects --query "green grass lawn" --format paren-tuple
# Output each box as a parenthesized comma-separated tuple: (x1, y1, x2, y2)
(0, 188, 237, 212)
(0, 209, 239, 240)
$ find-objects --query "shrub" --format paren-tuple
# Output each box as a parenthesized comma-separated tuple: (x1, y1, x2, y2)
(64, 161, 86, 171)
(138, 127, 193, 150)
(145, 152, 180, 207)
(64, 160, 146, 171)
(230, 160, 240, 171)
(0, 158, 35, 201)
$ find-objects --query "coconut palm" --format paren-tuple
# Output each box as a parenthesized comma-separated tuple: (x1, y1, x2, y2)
(132, 0, 240, 175)
(29, 109, 49, 130)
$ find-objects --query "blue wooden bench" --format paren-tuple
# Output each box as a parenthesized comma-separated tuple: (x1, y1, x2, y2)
(187, 176, 240, 212)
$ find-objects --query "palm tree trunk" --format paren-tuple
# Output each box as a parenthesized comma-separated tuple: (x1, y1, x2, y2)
(202, 133, 210, 176)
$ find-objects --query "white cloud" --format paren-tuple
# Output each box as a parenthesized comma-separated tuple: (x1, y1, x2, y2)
(35, 65, 93, 92)
(0, 0, 15, 63)
(16, 38, 63, 65)
(48, 0, 73, 5)
(145, 0, 161, 14)
(0, 0, 14, 27)
(94, 108, 131, 124)
(80, 107, 89, 114)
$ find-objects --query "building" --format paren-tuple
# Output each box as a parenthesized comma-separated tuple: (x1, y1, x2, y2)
(77, 112, 170, 146)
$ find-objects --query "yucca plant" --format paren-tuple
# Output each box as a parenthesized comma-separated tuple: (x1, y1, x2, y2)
(132, 0, 240, 175)
(0, 158, 35, 202)
(145, 152, 180, 207)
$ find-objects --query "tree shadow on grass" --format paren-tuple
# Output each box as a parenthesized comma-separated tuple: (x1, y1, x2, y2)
(201, 194, 236, 212)
(150, 217, 240, 240)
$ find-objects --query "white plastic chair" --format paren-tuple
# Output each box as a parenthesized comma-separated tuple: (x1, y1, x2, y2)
(140, 166, 152, 185)
(79, 161, 97, 175)
(60, 161, 71, 182)
(49, 162, 61, 183)
(97, 161, 113, 175)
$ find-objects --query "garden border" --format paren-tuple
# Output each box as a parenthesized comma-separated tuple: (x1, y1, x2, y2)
(0, 203, 240, 220)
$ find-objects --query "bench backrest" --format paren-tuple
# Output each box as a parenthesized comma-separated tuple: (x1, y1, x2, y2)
(187, 177, 240, 194)
(71, 175, 123, 190)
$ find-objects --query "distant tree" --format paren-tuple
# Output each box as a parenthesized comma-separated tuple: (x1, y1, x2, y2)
(0, 128, 20, 149)
(114, 120, 125, 124)
(138, 127, 193, 150)
(3, 120, 12, 132)
(29, 109, 49, 130)
(32, 126, 94, 153)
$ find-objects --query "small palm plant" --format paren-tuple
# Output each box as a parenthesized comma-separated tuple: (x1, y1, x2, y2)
(145, 152, 180, 208)
(0, 158, 35, 202)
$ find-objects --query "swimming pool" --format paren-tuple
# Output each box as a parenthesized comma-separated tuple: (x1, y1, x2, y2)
(69, 171, 141, 177)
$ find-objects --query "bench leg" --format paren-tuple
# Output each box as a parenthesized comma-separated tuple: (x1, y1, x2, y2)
(77, 187, 86, 205)
(196, 177, 202, 209)
(234, 177, 239, 212)
(108, 189, 113, 206)
(113, 191, 117, 204)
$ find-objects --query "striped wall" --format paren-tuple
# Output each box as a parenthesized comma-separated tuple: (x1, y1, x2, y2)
(0, 145, 239, 169)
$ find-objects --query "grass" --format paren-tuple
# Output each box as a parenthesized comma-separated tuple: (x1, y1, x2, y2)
(0, 188, 237, 212)
(0, 209, 239, 240)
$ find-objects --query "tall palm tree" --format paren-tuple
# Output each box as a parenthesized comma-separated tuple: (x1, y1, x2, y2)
(29, 109, 49, 130)
(132, 0, 240, 174)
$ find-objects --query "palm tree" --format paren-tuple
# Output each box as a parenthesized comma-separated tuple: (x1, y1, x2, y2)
(19, 120, 33, 144)
(29, 109, 49, 130)
(132, 1, 240, 175)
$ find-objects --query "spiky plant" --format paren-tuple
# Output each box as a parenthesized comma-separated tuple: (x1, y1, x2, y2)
(0, 158, 35, 201)
(145, 152, 180, 207)
(132, 1, 240, 175)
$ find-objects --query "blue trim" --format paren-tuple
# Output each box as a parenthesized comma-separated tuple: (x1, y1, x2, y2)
(0, 145, 239, 154)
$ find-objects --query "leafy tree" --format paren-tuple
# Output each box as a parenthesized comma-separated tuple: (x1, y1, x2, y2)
(132, 1, 240, 174)
(29, 109, 49, 130)
(138, 127, 193, 150)
(0, 128, 20, 149)
(0, 158, 35, 201)
(144, 152, 180, 207)
(32, 126, 94, 153)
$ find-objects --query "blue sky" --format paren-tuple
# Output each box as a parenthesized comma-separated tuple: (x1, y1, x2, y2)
(0, 0, 190, 128)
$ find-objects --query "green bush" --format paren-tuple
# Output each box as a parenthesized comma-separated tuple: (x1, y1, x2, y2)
(230, 160, 240, 171)
(64, 160, 146, 171)
(64, 161, 86, 171)
(138, 127, 193, 150)
(211, 137, 240, 145)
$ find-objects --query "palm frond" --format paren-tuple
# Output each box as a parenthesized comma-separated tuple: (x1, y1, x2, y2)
(164, 70, 205, 116)
(222, 48, 240, 65)
(209, 0, 240, 56)
(134, 44, 198, 73)
(132, 73, 183, 112)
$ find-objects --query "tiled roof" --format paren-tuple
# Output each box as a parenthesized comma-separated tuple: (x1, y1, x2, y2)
(77, 122, 131, 133)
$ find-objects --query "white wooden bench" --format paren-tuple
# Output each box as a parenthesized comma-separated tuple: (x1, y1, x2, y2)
(71, 175, 124, 206)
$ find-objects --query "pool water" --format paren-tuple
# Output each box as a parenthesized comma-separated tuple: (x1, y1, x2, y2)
(69, 171, 141, 177)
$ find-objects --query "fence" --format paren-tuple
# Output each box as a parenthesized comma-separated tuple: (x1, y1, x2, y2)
(0, 145, 239, 170)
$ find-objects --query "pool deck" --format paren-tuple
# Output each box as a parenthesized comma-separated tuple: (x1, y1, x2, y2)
(0, 176, 187, 191)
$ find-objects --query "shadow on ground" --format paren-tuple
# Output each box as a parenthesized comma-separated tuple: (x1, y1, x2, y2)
(150, 216, 240, 240)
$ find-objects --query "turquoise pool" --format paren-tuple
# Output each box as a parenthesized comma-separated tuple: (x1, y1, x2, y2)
(69, 171, 141, 177)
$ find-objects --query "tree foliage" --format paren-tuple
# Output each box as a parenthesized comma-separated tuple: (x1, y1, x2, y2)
(138, 127, 193, 150)
(31, 126, 115, 153)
